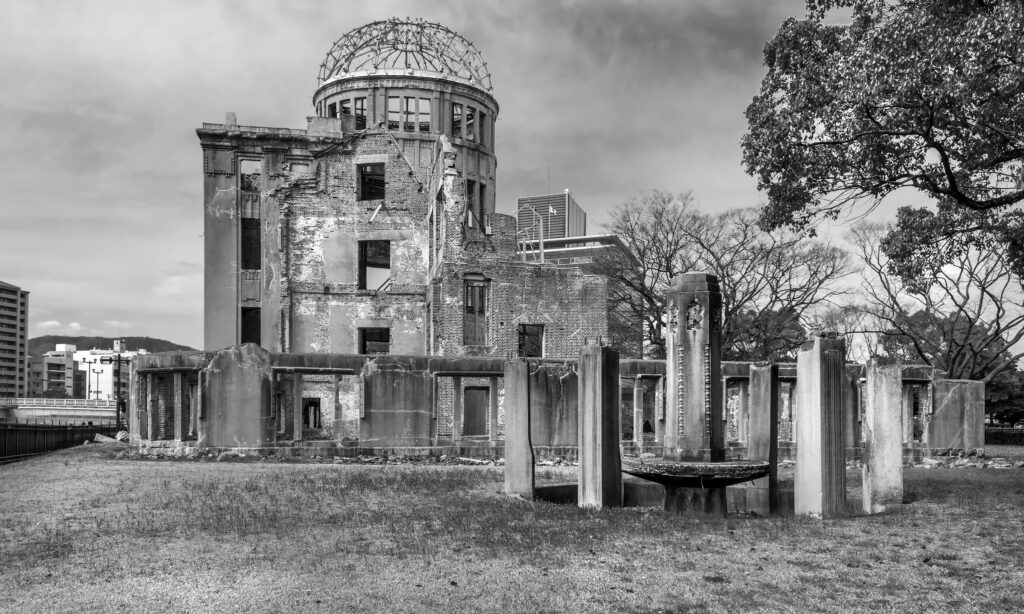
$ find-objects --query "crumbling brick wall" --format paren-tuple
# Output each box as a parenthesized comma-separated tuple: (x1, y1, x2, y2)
(277, 130, 430, 355)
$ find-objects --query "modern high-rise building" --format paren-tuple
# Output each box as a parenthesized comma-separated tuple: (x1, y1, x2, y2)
(0, 281, 29, 398)
(27, 344, 84, 398)
(516, 190, 587, 241)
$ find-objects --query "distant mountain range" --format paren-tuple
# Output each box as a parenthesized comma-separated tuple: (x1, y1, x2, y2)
(28, 335, 196, 357)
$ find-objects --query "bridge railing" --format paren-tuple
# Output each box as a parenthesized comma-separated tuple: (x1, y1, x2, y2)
(0, 398, 117, 408)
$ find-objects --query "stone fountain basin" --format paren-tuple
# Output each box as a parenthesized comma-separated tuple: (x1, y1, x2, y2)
(621, 456, 770, 488)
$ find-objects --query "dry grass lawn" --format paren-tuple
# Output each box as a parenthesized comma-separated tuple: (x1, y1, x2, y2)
(2, 442, 1024, 613)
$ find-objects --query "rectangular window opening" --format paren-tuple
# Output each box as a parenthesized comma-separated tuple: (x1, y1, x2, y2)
(357, 163, 385, 201)
(241, 308, 261, 346)
(340, 99, 352, 115)
(478, 184, 487, 226)
(358, 240, 391, 291)
(302, 397, 322, 429)
(239, 159, 261, 192)
(463, 281, 488, 345)
(387, 96, 401, 130)
(327, 102, 337, 118)
(478, 111, 486, 146)
(359, 328, 390, 355)
(418, 98, 431, 132)
(451, 102, 463, 137)
(465, 106, 476, 141)
(240, 218, 261, 270)
(403, 97, 417, 131)
(466, 179, 477, 227)
(354, 97, 367, 129)
(517, 324, 544, 358)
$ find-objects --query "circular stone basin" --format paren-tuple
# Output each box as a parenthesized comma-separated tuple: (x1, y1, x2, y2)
(621, 456, 770, 488)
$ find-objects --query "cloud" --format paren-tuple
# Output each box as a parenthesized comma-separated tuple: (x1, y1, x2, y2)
(37, 320, 62, 330)
(67, 322, 83, 332)
(153, 274, 202, 299)
(103, 320, 132, 329)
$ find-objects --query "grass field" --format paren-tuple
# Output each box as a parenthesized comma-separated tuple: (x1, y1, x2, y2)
(2, 443, 1024, 613)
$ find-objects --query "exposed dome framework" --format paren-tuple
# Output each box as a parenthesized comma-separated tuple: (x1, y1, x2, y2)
(319, 18, 493, 92)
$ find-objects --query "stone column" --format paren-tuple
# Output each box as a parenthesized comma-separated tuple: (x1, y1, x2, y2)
(654, 376, 665, 448)
(292, 373, 304, 443)
(901, 383, 915, 444)
(664, 273, 724, 461)
(745, 364, 779, 515)
(578, 344, 622, 509)
(488, 375, 500, 443)
(503, 361, 533, 499)
(452, 376, 463, 443)
(736, 379, 749, 444)
(632, 377, 644, 454)
(795, 335, 847, 518)
(146, 373, 155, 441)
(862, 361, 903, 514)
(173, 372, 184, 441)
(843, 365, 863, 450)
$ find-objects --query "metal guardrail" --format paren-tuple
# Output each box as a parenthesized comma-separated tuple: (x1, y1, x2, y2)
(0, 398, 117, 408)
(0, 422, 119, 463)
(985, 428, 1024, 446)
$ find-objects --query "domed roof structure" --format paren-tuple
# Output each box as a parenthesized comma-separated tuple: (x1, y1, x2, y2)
(318, 18, 493, 92)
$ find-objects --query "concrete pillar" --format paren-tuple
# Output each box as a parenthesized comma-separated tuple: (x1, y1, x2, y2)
(488, 375, 500, 442)
(173, 372, 183, 441)
(654, 376, 665, 447)
(843, 365, 862, 450)
(736, 379, 749, 444)
(664, 273, 724, 461)
(146, 373, 155, 441)
(863, 361, 903, 514)
(292, 373, 304, 442)
(632, 377, 644, 453)
(578, 345, 622, 509)
(452, 376, 463, 442)
(503, 361, 533, 499)
(901, 383, 915, 444)
(746, 364, 779, 515)
(795, 335, 847, 518)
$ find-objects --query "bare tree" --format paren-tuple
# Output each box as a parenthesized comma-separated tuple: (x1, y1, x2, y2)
(850, 223, 1024, 382)
(600, 192, 851, 360)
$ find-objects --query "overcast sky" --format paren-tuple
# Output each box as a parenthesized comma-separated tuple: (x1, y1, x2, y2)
(1, 0, 823, 349)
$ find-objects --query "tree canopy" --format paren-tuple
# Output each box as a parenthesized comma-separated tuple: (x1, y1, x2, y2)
(600, 192, 850, 361)
(744, 0, 1024, 275)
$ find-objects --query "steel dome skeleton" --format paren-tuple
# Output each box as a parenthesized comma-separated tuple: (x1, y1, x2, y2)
(318, 18, 493, 92)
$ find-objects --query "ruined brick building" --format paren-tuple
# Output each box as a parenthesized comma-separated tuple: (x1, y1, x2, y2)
(199, 19, 607, 359)
(187, 19, 608, 445)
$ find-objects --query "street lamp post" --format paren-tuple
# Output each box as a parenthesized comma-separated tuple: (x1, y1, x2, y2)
(91, 368, 103, 400)
(81, 357, 98, 401)
(100, 340, 130, 428)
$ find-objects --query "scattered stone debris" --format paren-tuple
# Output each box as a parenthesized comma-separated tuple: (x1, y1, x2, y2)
(114, 431, 129, 442)
(94, 433, 117, 443)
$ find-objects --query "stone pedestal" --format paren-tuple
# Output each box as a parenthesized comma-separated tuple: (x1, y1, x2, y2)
(664, 273, 724, 461)
(744, 363, 779, 516)
(863, 361, 903, 514)
(578, 345, 622, 509)
(795, 335, 847, 518)
(665, 487, 726, 516)
(503, 361, 534, 499)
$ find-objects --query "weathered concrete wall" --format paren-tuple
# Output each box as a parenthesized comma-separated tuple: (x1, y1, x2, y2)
(360, 356, 433, 447)
(204, 344, 274, 448)
(928, 379, 985, 453)
(862, 361, 903, 514)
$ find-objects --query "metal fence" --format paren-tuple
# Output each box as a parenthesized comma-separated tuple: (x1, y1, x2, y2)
(0, 422, 119, 463)
(985, 428, 1024, 446)
(0, 398, 118, 408)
